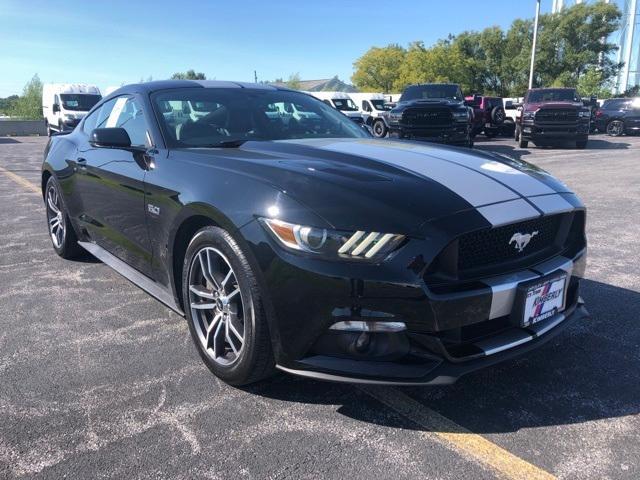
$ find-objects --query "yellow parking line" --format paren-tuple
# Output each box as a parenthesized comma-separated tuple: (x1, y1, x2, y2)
(360, 386, 556, 480)
(0, 165, 41, 195)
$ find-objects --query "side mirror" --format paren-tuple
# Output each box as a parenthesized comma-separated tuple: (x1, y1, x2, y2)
(52, 104, 60, 113)
(90, 128, 134, 149)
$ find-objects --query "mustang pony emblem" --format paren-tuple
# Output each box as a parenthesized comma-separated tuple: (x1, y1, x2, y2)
(509, 231, 538, 252)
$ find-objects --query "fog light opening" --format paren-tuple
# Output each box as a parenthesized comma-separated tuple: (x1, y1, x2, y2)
(329, 320, 407, 333)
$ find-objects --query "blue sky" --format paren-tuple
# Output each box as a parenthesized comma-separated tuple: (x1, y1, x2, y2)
(0, 0, 553, 97)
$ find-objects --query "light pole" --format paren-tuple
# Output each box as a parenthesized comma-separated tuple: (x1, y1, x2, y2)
(529, 0, 541, 89)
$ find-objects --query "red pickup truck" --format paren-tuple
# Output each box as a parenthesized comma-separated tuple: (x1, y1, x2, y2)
(515, 88, 591, 149)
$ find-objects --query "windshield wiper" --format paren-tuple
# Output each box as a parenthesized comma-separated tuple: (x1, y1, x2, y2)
(197, 139, 247, 148)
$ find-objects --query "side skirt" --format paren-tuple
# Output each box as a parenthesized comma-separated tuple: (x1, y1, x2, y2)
(78, 241, 184, 316)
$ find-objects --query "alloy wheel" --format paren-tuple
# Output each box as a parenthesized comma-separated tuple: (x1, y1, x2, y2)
(373, 121, 385, 137)
(46, 184, 65, 249)
(188, 247, 246, 366)
(606, 120, 624, 137)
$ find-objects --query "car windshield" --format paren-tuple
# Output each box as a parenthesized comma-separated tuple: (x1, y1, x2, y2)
(331, 98, 358, 111)
(400, 84, 464, 102)
(527, 89, 581, 103)
(60, 94, 102, 111)
(152, 88, 368, 147)
(371, 99, 391, 111)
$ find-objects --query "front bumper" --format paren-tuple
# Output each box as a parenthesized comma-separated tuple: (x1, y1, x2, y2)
(521, 120, 589, 141)
(389, 122, 470, 144)
(241, 216, 588, 385)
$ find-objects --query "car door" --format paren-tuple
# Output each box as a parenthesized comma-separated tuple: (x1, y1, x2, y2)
(624, 101, 640, 131)
(75, 95, 154, 276)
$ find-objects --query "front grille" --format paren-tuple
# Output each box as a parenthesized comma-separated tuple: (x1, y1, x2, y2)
(458, 215, 562, 272)
(535, 108, 578, 123)
(402, 107, 452, 127)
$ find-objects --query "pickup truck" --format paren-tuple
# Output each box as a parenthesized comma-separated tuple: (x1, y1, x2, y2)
(380, 83, 473, 147)
(515, 88, 591, 149)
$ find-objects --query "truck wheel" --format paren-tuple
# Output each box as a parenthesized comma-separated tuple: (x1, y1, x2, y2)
(515, 124, 520, 141)
(518, 132, 529, 148)
(576, 140, 588, 149)
(372, 120, 387, 138)
(45, 121, 52, 137)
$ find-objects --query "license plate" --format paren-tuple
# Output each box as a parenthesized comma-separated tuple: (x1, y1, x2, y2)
(522, 274, 567, 327)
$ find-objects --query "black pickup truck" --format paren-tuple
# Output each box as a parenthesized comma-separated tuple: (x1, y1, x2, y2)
(380, 83, 474, 147)
(515, 87, 591, 149)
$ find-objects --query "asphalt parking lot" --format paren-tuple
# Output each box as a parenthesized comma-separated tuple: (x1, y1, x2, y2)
(1, 134, 639, 480)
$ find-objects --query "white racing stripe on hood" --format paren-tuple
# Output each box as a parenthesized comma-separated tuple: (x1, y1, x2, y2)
(477, 199, 540, 227)
(318, 140, 519, 207)
(527, 194, 575, 216)
(400, 144, 558, 197)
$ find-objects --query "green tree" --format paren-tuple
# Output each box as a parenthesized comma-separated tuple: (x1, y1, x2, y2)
(577, 66, 612, 98)
(171, 69, 206, 80)
(0, 95, 19, 115)
(285, 72, 301, 90)
(9, 74, 43, 119)
(351, 44, 406, 92)
(534, 2, 622, 88)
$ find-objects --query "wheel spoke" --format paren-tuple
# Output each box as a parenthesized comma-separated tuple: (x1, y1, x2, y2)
(212, 319, 225, 358)
(191, 302, 216, 310)
(47, 194, 59, 214)
(206, 313, 223, 335)
(189, 284, 215, 299)
(220, 269, 233, 290)
(226, 288, 240, 301)
(204, 250, 221, 289)
(227, 316, 244, 344)
(49, 217, 60, 228)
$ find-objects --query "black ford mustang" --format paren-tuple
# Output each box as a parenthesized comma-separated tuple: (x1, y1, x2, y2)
(42, 80, 588, 386)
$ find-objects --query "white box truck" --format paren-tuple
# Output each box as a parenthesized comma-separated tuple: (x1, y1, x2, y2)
(42, 83, 102, 136)
(305, 91, 365, 125)
(349, 93, 393, 137)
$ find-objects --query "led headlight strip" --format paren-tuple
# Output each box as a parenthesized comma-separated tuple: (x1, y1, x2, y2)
(339, 231, 400, 258)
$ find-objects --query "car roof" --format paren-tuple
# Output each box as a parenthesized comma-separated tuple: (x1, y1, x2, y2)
(528, 87, 576, 91)
(106, 80, 285, 98)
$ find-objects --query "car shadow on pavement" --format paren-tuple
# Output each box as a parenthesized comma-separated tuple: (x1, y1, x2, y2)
(0, 137, 21, 144)
(245, 278, 640, 434)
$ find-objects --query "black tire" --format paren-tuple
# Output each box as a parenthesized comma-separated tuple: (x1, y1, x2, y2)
(45, 121, 52, 137)
(606, 120, 625, 137)
(518, 134, 529, 148)
(576, 140, 588, 149)
(515, 124, 520, 141)
(491, 106, 505, 124)
(372, 119, 388, 138)
(182, 226, 275, 386)
(44, 176, 83, 259)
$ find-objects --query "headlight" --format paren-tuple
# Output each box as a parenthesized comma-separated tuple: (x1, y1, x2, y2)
(260, 218, 405, 260)
(523, 111, 535, 120)
(452, 110, 469, 121)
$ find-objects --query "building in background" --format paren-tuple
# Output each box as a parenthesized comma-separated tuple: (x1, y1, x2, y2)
(270, 76, 358, 92)
(613, 0, 639, 92)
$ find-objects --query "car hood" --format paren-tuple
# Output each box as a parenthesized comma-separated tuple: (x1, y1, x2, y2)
(183, 138, 577, 234)
(397, 98, 464, 109)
